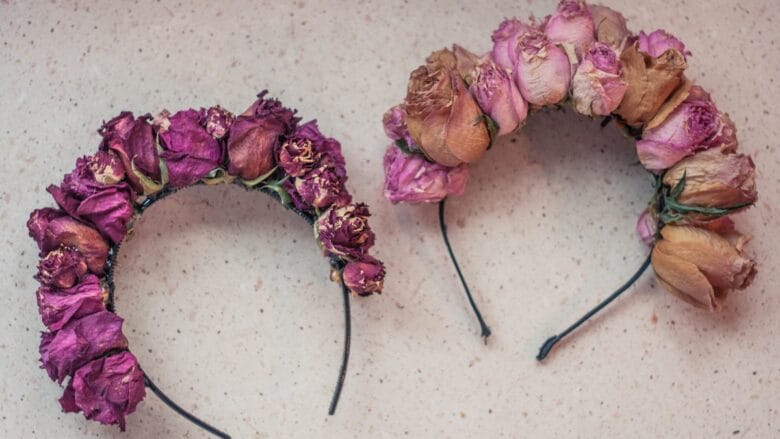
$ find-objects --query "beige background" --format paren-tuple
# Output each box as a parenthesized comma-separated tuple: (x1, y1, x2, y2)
(1, 0, 778, 437)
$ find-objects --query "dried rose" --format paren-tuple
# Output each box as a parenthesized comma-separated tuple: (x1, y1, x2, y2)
(651, 225, 756, 311)
(158, 108, 223, 187)
(470, 60, 528, 135)
(316, 203, 375, 259)
(99, 112, 161, 193)
(39, 310, 127, 383)
(383, 145, 468, 204)
(615, 42, 687, 126)
(636, 209, 657, 246)
(571, 42, 627, 116)
(404, 48, 490, 167)
(28, 209, 109, 274)
(203, 105, 234, 139)
(227, 94, 298, 180)
(37, 247, 88, 289)
(383, 105, 416, 148)
(491, 18, 532, 72)
(36, 274, 105, 331)
(637, 29, 689, 59)
(343, 256, 385, 296)
(588, 4, 631, 48)
(544, 0, 595, 58)
(514, 28, 572, 107)
(60, 351, 145, 431)
(278, 121, 346, 178)
(293, 165, 351, 210)
(637, 86, 730, 172)
(663, 149, 756, 210)
(47, 151, 135, 244)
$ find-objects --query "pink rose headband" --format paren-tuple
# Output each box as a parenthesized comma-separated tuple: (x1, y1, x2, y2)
(27, 92, 384, 436)
(382, 0, 757, 358)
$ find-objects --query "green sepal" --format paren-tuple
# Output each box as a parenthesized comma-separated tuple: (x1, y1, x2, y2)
(395, 139, 414, 155)
(241, 166, 277, 188)
(262, 177, 292, 206)
(131, 157, 169, 196)
(670, 171, 686, 198)
(483, 114, 500, 150)
(201, 167, 235, 185)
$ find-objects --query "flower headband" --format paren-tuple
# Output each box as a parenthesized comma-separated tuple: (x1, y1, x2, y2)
(27, 92, 384, 436)
(382, 0, 757, 358)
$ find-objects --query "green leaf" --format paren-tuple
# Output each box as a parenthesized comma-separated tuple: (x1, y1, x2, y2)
(262, 177, 292, 206)
(670, 171, 687, 198)
(394, 139, 414, 155)
(241, 166, 277, 188)
(483, 114, 500, 149)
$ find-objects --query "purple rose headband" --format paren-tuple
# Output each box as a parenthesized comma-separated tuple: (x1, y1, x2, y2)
(382, 0, 757, 358)
(28, 92, 384, 436)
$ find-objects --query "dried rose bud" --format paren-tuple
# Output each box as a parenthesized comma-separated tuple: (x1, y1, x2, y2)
(227, 94, 298, 180)
(571, 42, 627, 116)
(60, 351, 145, 431)
(637, 29, 690, 59)
(470, 60, 528, 135)
(47, 152, 135, 244)
(316, 203, 375, 259)
(343, 256, 385, 296)
(514, 28, 572, 107)
(405, 48, 490, 167)
(588, 4, 631, 49)
(651, 225, 756, 311)
(383, 105, 416, 148)
(99, 112, 161, 193)
(158, 108, 223, 187)
(383, 145, 468, 204)
(39, 311, 128, 383)
(293, 165, 351, 210)
(491, 18, 533, 72)
(278, 121, 346, 178)
(663, 149, 756, 210)
(37, 247, 88, 289)
(615, 42, 687, 126)
(637, 86, 731, 172)
(36, 274, 106, 331)
(544, 0, 596, 59)
(203, 105, 234, 139)
(28, 209, 109, 274)
(636, 209, 657, 246)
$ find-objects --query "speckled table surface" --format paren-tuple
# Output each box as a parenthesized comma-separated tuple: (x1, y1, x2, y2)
(1, 0, 779, 437)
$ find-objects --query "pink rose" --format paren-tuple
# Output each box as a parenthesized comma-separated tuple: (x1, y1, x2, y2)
(28, 208, 110, 275)
(544, 0, 596, 58)
(637, 29, 690, 59)
(571, 42, 627, 115)
(383, 145, 468, 204)
(514, 28, 572, 106)
(588, 4, 631, 48)
(470, 60, 528, 135)
(383, 105, 415, 148)
(490, 18, 532, 72)
(637, 86, 732, 172)
(343, 256, 385, 296)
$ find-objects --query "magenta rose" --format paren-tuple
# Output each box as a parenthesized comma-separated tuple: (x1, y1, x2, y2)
(39, 311, 127, 383)
(383, 105, 415, 148)
(47, 151, 135, 244)
(637, 86, 730, 172)
(37, 247, 88, 289)
(28, 208, 110, 274)
(343, 256, 385, 296)
(471, 60, 528, 135)
(383, 145, 468, 204)
(158, 108, 223, 187)
(490, 18, 532, 72)
(278, 120, 346, 178)
(544, 0, 596, 58)
(636, 209, 657, 246)
(514, 28, 572, 106)
(571, 42, 627, 115)
(292, 166, 351, 210)
(60, 351, 145, 431)
(316, 203, 375, 259)
(227, 94, 298, 180)
(203, 105, 234, 139)
(99, 112, 161, 193)
(637, 29, 690, 59)
(36, 274, 106, 331)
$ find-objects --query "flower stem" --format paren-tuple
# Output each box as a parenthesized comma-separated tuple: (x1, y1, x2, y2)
(143, 374, 230, 438)
(536, 253, 652, 361)
(328, 273, 352, 415)
(438, 198, 492, 340)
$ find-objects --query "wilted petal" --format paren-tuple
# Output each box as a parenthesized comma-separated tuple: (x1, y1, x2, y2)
(36, 274, 106, 331)
(383, 145, 468, 204)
